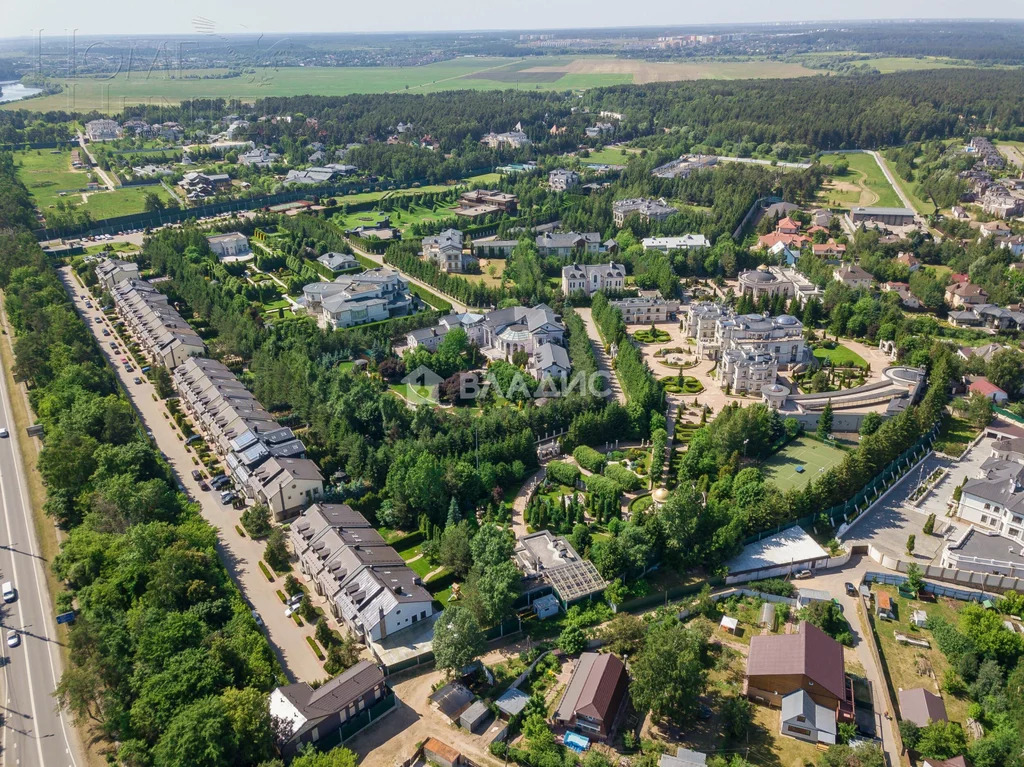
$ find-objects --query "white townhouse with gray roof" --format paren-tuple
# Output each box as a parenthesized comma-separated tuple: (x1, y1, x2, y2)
(290, 503, 434, 642)
(111, 279, 206, 369)
(422, 228, 476, 273)
(302, 267, 415, 329)
(955, 456, 1024, 542)
(561, 262, 626, 297)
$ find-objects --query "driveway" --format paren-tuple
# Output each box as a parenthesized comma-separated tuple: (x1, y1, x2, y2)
(58, 267, 326, 683)
(842, 436, 992, 565)
(346, 239, 469, 313)
(574, 307, 625, 405)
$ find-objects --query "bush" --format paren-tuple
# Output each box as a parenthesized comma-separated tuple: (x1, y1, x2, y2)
(573, 445, 606, 473)
(241, 504, 272, 538)
(749, 578, 796, 597)
(546, 461, 581, 487)
(604, 464, 642, 493)
(923, 513, 936, 535)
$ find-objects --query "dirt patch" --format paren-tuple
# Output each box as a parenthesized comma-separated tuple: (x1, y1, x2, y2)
(519, 58, 817, 84)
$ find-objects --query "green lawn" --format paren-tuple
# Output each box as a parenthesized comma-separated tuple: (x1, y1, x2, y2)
(580, 146, 636, 165)
(842, 153, 904, 209)
(13, 148, 93, 214)
(813, 343, 867, 368)
(934, 413, 981, 457)
(79, 184, 176, 220)
(762, 436, 848, 492)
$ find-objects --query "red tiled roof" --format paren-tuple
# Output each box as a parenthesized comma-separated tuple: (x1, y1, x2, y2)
(746, 622, 846, 700)
(969, 378, 1006, 397)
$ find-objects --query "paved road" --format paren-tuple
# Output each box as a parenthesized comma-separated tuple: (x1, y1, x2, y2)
(792, 558, 901, 766)
(76, 133, 116, 191)
(58, 268, 326, 684)
(0, 298, 84, 767)
(573, 308, 625, 405)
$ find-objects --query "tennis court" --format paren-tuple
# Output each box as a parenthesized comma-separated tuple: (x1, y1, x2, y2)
(761, 436, 847, 491)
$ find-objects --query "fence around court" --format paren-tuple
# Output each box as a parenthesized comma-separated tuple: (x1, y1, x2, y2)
(742, 423, 939, 546)
(861, 570, 989, 603)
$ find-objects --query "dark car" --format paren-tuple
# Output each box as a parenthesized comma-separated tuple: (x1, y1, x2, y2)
(198, 481, 209, 491)
(845, 582, 857, 596)
(191, 469, 203, 482)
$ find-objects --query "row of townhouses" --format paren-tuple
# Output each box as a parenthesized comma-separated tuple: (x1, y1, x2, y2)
(110, 278, 206, 369)
(561, 262, 626, 296)
(290, 503, 435, 643)
(405, 305, 570, 380)
(682, 303, 811, 393)
(302, 267, 417, 329)
(173, 357, 325, 521)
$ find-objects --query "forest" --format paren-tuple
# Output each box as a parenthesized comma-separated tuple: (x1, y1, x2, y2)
(0, 153, 286, 767)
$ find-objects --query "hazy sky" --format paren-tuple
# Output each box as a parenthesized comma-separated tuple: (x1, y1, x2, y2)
(4, 0, 1019, 37)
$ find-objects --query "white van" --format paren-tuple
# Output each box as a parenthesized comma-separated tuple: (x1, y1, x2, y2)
(2, 582, 15, 603)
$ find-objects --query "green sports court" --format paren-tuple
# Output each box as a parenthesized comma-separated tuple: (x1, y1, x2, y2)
(761, 435, 847, 491)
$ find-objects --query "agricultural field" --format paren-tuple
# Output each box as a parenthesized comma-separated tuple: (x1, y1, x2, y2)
(818, 152, 903, 210)
(761, 436, 848, 492)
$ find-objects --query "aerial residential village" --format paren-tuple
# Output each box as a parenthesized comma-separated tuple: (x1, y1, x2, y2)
(10, 59, 1024, 767)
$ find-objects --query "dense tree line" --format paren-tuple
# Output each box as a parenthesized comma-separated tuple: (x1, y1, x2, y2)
(0, 155, 283, 767)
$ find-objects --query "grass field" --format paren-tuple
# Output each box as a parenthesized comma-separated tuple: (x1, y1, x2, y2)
(762, 436, 847, 491)
(834, 153, 903, 209)
(581, 145, 637, 165)
(813, 343, 868, 367)
(874, 153, 936, 215)
(13, 148, 92, 212)
(79, 184, 176, 219)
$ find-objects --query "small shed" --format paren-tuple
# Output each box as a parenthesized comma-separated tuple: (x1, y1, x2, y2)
(876, 592, 895, 621)
(759, 602, 776, 629)
(460, 699, 491, 733)
(911, 610, 928, 628)
(720, 615, 739, 634)
(859, 584, 872, 602)
(429, 682, 475, 723)
(532, 593, 560, 620)
(495, 687, 530, 719)
(797, 588, 831, 608)
(423, 737, 463, 767)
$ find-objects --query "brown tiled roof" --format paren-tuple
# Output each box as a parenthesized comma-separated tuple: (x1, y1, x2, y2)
(746, 622, 845, 700)
(898, 687, 948, 727)
(556, 652, 629, 725)
(423, 738, 462, 763)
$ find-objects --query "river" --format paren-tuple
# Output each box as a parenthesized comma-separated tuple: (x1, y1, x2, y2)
(0, 82, 43, 104)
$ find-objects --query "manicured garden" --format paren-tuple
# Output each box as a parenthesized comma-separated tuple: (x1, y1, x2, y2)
(659, 375, 704, 394)
(634, 327, 671, 344)
(812, 341, 868, 368)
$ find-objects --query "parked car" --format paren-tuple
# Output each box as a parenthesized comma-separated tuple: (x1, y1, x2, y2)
(133, 377, 142, 385)
(6, 630, 18, 648)
(198, 481, 209, 491)
(191, 470, 203, 482)
(219, 491, 235, 504)
(794, 569, 813, 580)
(109, 342, 117, 349)
(845, 582, 857, 596)
(102, 329, 110, 336)
(287, 593, 304, 608)
(251, 610, 264, 627)
(210, 475, 229, 489)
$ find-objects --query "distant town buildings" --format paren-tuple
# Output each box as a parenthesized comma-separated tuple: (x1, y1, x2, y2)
(238, 147, 281, 167)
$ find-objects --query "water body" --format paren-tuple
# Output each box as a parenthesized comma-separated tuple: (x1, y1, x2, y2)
(0, 82, 43, 104)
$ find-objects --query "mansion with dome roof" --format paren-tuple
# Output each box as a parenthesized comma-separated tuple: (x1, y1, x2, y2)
(738, 265, 823, 307)
(681, 303, 813, 393)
